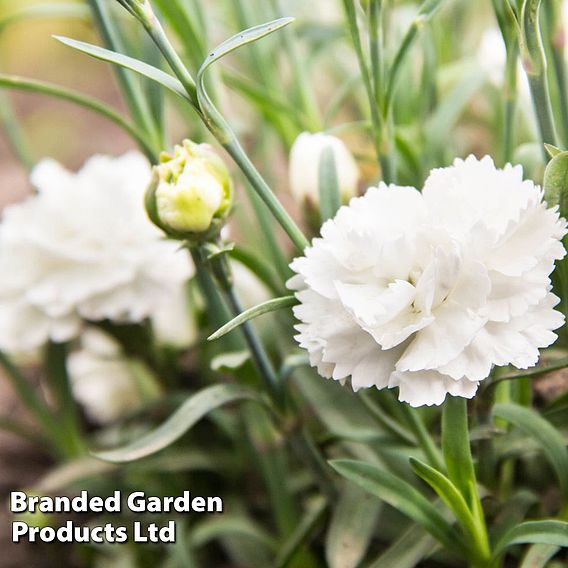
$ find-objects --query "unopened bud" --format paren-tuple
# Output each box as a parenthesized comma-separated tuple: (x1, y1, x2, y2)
(289, 132, 359, 205)
(146, 140, 232, 241)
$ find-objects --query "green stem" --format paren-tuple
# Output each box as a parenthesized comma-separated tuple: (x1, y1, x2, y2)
(442, 398, 491, 564)
(143, 12, 199, 106)
(547, 2, 568, 148)
(0, 74, 157, 161)
(503, 40, 518, 164)
(342, 0, 392, 181)
(204, 248, 282, 400)
(520, 0, 558, 154)
(527, 73, 558, 151)
(188, 253, 299, 538)
(369, 0, 384, 106)
(224, 138, 309, 252)
(400, 404, 445, 472)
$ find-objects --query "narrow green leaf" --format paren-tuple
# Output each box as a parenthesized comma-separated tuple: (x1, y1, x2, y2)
(196, 17, 294, 140)
(200, 18, 294, 76)
(520, 543, 561, 567)
(329, 459, 461, 554)
(368, 523, 439, 568)
(325, 484, 381, 568)
(211, 351, 250, 372)
(275, 497, 327, 568)
(93, 384, 267, 463)
(54, 36, 190, 101)
(492, 403, 568, 500)
(190, 515, 276, 550)
(0, 73, 156, 160)
(410, 458, 490, 562)
(494, 521, 568, 557)
(318, 146, 341, 222)
(544, 144, 563, 159)
(208, 296, 297, 341)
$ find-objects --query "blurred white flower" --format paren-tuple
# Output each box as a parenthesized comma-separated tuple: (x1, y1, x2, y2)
(288, 156, 566, 407)
(68, 328, 144, 424)
(0, 152, 193, 352)
(289, 132, 359, 205)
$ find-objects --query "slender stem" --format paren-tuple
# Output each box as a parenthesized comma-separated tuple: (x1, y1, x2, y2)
(547, 1, 568, 148)
(527, 74, 558, 151)
(369, 0, 383, 106)
(520, 0, 558, 155)
(204, 248, 282, 400)
(143, 13, 199, 106)
(442, 398, 491, 564)
(502, 41, 518, 164)
(400, 404, 445, 472)
(0, 74, 157, 161)
(188, 250, 299, 537)
(342, 0, 392, 181)
(224, 138, 309, 252)
(199, 246, 335, 501)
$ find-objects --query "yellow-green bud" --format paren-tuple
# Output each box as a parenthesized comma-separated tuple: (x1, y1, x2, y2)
(146, 140, 232, 241)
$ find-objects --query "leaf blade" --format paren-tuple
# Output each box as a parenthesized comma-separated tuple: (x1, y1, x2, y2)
(92, 384, 266, 463)
(492, 403, 568, 500)
(208, 296, 297, 341)
(494, 520, 568, 557)
(329, 459, 461, 555)
(54, 36, 190, 101)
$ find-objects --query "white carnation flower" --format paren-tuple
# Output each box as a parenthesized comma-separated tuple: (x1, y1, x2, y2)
(0, 152, 193, 352)
(288, 156, 566, 407)
(68, 328, 144, 424)
(289, 132, 359, 205)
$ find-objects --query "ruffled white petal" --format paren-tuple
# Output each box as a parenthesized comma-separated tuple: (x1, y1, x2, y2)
(288, 155, 566, 407)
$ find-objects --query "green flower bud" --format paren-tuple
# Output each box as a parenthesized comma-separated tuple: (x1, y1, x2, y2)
(544, 149, 568, 219)
(146, 140, 233, 241)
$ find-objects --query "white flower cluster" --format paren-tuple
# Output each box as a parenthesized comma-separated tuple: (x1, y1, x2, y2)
(0, 152, 193, 352)
(288, 156, 566, 407)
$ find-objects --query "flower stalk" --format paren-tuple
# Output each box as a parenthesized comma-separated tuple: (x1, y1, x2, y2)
(442, 397, 491, 566)
(519, 0, 558, 153)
